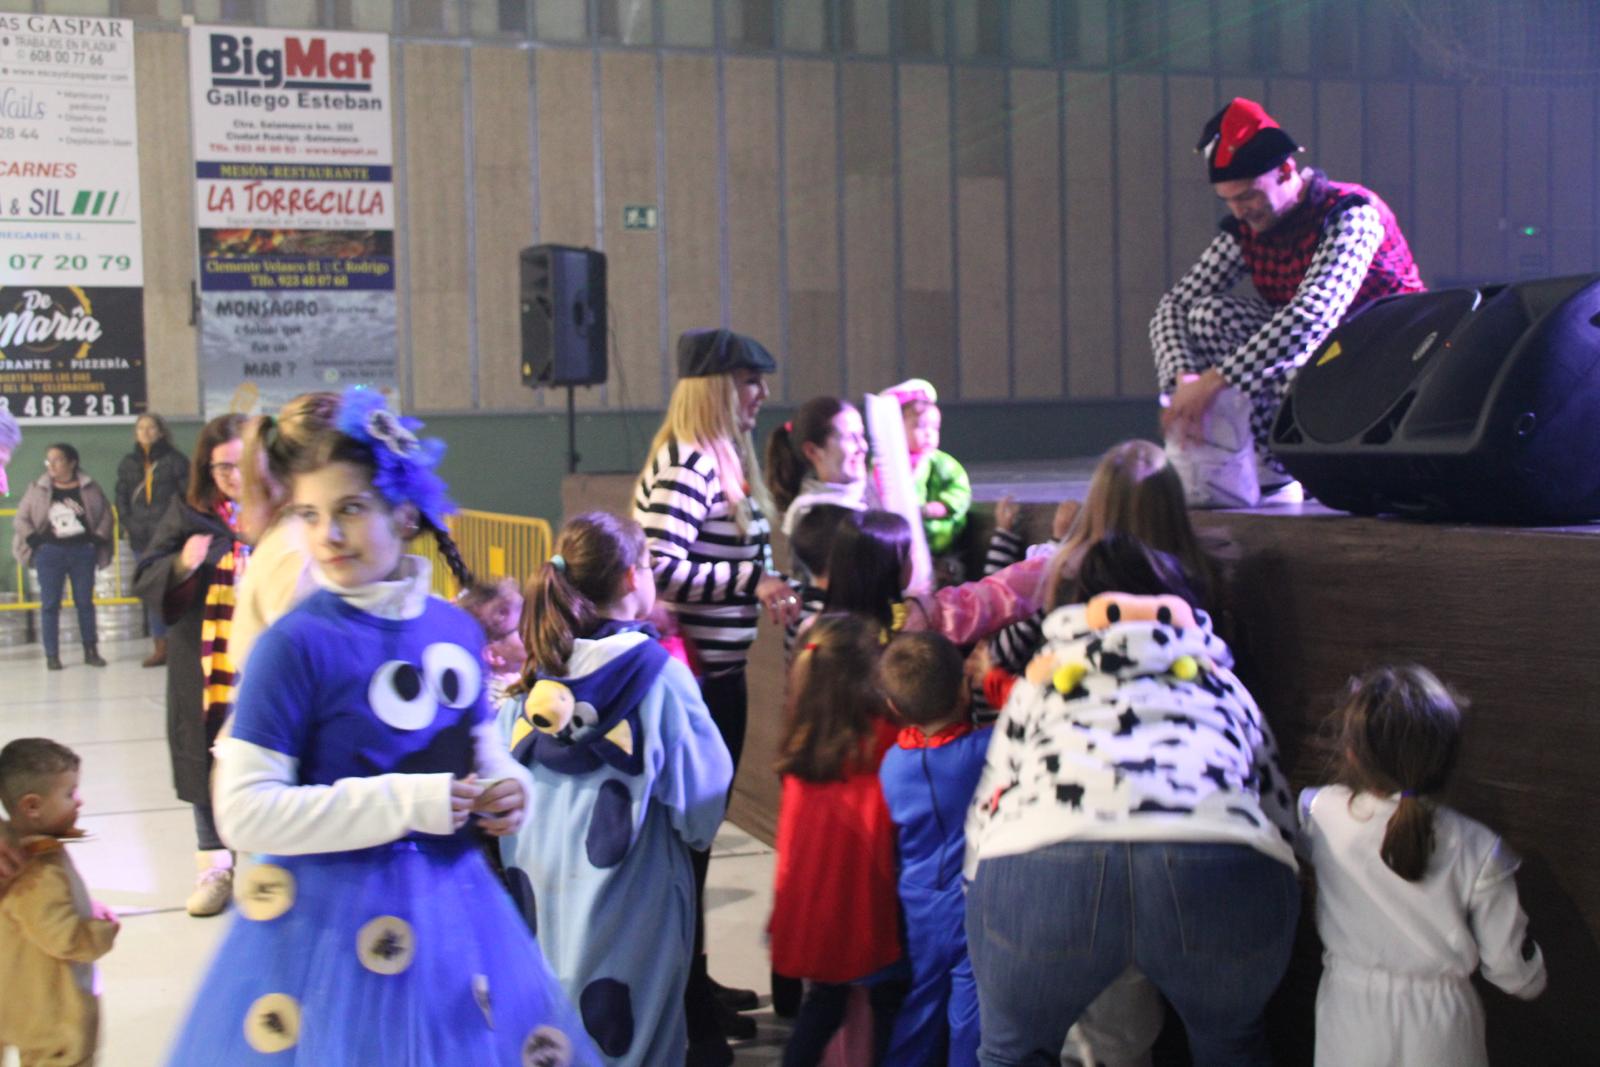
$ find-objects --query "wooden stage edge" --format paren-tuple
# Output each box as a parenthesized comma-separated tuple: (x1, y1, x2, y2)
(564, 472, 1599, 1065)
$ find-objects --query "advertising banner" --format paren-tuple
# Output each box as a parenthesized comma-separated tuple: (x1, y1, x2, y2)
(188, 25, 395, 416)
(0, 13, 145, 423)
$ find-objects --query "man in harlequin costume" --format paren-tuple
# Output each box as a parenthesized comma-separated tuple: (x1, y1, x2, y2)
(1151, 97, 1425, 506)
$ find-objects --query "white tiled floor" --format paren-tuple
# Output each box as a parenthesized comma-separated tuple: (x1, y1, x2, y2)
(0, 636, 785, 1066)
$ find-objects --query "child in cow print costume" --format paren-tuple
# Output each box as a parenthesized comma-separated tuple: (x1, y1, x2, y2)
(965, 534, 1298, 1067)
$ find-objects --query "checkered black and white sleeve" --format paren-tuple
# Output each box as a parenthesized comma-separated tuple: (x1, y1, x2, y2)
(1218, 204, 1384, 397)
(1151, 232, 1247, 393)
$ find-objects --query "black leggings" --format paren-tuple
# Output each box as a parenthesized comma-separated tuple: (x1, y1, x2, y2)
(687, 670, 748, 1039)
(193, 802, 224, 852)
(782, 980, 907, 1067)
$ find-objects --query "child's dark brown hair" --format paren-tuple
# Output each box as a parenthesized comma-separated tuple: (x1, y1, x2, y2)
(1332, 665, 1465, 882)
(878, 631, 965, 728)
(775, 613, 891, 782)
(0, 737, 79, 815)
(516, 511, 646, 683)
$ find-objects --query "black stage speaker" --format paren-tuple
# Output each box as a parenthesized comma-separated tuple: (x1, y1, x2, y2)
(1271, 273, 1600, 522)
(520, 245, 607, 387)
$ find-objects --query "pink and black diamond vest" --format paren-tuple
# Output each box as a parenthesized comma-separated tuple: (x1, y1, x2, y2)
(1223, 169, 1424, 311)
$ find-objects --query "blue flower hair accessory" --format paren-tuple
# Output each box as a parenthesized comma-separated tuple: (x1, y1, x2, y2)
(335, 387, 456, 530)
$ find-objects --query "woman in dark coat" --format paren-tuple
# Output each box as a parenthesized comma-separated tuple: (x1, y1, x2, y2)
(133, 413, 248, 918)
(115, 413, 189, 667)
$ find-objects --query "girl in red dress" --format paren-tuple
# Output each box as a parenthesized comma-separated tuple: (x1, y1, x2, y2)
(769, 613, 906, 1067)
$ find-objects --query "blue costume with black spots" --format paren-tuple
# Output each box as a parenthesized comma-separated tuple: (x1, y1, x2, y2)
(166, 576, 597, 1066)
(879, 722, 991, 1067)
(499, 621, 733, 1066)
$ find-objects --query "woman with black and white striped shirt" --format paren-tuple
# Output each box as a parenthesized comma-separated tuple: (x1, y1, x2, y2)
(634, 328, 797, 1064)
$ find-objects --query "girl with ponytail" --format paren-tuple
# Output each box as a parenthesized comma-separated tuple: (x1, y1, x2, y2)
(230, 391, 336, 668)
(1301, 665, 1546, 1066)
(168, 389, 600, 1066)
(498, 511, 733, 1067)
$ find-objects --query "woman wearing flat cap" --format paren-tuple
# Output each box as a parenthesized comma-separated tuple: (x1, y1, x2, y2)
(634, 328, 796, 1063)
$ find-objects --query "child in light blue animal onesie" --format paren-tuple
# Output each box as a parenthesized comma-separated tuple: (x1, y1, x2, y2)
(498, 512, 733, 1066)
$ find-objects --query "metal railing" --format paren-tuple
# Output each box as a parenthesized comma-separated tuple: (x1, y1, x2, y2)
(0, 508, 141, 611)
(414, 509, 554, 599)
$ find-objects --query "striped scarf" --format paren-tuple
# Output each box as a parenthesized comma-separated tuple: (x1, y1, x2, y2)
(199, 502, 250, 718)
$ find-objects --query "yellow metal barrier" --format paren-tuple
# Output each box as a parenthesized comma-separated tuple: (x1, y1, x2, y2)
(0, 507, 141, 611)
(414, 509, 554, 599)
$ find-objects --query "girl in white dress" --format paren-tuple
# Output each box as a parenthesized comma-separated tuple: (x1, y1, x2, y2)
(1299, 665, 1546, 1067)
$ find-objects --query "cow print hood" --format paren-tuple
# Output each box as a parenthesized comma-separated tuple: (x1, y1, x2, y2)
(965, 601, 1299, 881)
(1039, 602, 1233, 681)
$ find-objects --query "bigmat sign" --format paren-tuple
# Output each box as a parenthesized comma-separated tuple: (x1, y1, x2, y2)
(0, 14, 146, 424)
(189, 26, 396, 417)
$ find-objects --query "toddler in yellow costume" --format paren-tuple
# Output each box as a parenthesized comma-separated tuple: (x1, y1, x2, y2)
(0, 738, 119, 1067)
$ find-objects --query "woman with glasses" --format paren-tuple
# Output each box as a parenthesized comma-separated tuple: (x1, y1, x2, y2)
(134, 414, 249, 918)
(11, 442, 115, 670)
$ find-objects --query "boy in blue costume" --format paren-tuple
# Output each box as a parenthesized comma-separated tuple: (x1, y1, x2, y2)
(499, 512, 733, 1066)
(166, 389, 596, 1066)
(877, 631, 991, 1066)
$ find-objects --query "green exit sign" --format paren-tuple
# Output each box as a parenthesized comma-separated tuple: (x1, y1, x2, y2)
(623, 204, 658, 231)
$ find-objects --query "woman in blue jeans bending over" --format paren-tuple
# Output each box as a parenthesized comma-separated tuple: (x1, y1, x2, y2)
(12, 443, 115, 670)
(964, 534, 1299, 1067)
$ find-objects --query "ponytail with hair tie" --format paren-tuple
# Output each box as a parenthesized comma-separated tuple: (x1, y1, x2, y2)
(509, 512, 646, 685)
(1334, 664, 1463, 883)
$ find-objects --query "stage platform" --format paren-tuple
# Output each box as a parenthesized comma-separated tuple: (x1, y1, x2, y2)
(565, 462, 1599, 1065)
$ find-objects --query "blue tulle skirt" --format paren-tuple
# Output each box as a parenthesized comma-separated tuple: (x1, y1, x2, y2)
(166, 837, 599, 1066)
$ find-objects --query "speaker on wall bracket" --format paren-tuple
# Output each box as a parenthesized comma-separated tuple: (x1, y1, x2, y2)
(1271, 273, 1600, 524)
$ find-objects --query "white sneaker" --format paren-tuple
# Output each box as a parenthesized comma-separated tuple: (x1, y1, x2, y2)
(186, 850, 234, 917)
(1256, 453, 1304, 505)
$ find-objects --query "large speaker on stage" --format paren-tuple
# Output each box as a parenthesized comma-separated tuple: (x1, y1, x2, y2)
(1271, 273, 1600, 522)
(520, 245, 607, 387)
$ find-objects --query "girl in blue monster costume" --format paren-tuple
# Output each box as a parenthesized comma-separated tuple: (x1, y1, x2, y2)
(498, 511, 734, 1066)
(166, 388, 597, 1067)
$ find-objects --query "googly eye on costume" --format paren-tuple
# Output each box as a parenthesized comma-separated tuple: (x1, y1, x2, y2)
(423, 642, 482, 708)
(244, 993, 301, 1053)
(235, 863, 296, 922)
(570, 701, 600, 733)
(473, 973, 493, 1029)
(527, 680, 576, 734)
(368, 660, 438, 730)
(357, 915, 416, 975)
(521, 1025, 574, 1067)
